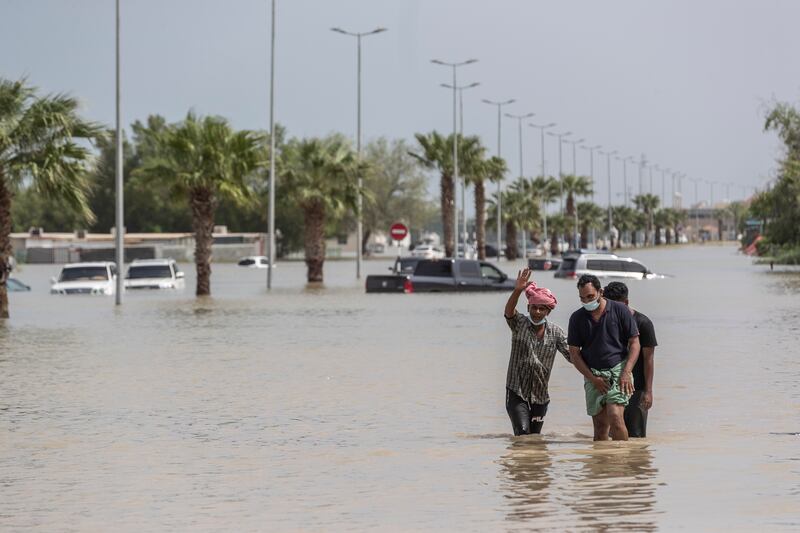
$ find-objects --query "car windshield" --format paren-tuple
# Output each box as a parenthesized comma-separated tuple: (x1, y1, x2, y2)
(239, 259, 255, 266)
(59, 266, 109, 282)
(127, 265, 172, 279)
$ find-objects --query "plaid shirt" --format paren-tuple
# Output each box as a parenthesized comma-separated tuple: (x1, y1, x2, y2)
(505, 311, 571, 405)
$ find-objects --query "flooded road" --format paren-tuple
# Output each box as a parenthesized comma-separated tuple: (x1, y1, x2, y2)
(1, 244, 798, 531)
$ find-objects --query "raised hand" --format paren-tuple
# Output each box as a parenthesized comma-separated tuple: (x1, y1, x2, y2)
(514, 268, 533, 292)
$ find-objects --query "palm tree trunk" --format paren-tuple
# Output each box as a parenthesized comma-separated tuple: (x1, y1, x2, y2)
(190, 187, 217, 296)
(666, 227, 673, 245)
(631, 229, 638, 247)
(440, 172, 455, 257)
(303, 199, 326, 282)
(505, 221, 517, 261)
(550, 231, 559, 256)
(474, 180, 486, 260)
(655, 225, 663, 245)
(580, 224, 589, 249)
(362, 229, 371, 257)
(0, 173, 13, 318)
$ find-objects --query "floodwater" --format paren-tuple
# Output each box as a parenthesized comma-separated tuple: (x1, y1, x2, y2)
(1, 244, 798, 531)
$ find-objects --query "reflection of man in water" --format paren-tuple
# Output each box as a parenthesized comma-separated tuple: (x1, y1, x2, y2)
(503, 268, 570, 435)
(604, 281, 658, 438)
(567, 275, 640, 441)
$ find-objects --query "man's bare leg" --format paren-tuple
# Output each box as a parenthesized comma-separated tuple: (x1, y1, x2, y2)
(607, 403, 629, 441)
(592, 406, 610, 441)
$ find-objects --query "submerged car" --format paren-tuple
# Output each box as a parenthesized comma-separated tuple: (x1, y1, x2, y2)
(553, 251, 656, 280)
(237, 256, 273, 268)
(51, 262, 117, 295)
(125, 258, 185, 290)
(7, 278, 31, 292)
(410, 245, 445, 260)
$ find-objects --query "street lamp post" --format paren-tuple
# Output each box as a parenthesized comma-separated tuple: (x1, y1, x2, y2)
(267, 0, 277, 289)
(529, 122, 556, 255)
(332, 26, 387, 278)
(547, 130, 572, 214)
(618, 156, 634, 207)
(599, 150, 617, 247)
(660, 167, 670, 209)
(434, 58, 478, 258)
(580, 143, 601, 247)
(482, 97, 515, 262)
(690, 177, 701, 240)
(441, 81, 479, 254)
(505, 111, 535, 258)
(114, 0, 124, 305)
(564, 137, 584, 248)
(649, 164, 655, 195)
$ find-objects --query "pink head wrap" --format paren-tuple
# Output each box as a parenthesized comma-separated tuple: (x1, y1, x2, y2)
(524, 281, 557, 309)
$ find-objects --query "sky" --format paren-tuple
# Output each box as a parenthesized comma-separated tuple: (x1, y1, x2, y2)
(2, 0, 799, 213)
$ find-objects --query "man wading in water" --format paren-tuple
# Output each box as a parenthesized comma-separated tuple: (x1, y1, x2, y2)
(603, 281, 658, 438)
(503, 268, 570, 435)
(567, 274, 641, 441)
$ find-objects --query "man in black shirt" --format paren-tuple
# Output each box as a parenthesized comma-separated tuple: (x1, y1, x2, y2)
(604, 281, 658, 438)
(567, 275, 640, 441)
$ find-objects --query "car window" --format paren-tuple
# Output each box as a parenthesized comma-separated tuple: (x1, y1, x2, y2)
(414, 261, 452, 277)
(60, 267, 109, 282)
(396, 259, 418, 273)
(623, 261, 647, 273)
(587, 259, 626, 271)
(239, 259, 255, 266)
(480, 263, 504, 280)
(559, 257, 577, 271)
(127, 265, 173, 279)
(459, 261, 481, 278)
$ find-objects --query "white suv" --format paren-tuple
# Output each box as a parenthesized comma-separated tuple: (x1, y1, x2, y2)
(124, 259, 185, 290)
(553, 251, 655, 280)
(51, 262, 117, 295)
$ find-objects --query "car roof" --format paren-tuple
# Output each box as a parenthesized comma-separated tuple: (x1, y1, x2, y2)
(63, 262, 115, 268)
(130, 258, 175, 265)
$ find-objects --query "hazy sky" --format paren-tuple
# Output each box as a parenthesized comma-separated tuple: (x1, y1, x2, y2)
(3, 0, 799, 211)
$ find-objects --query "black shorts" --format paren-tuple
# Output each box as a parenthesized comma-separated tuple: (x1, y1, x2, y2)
(505, 388, 549, 436)
(624, 390, 648, 438)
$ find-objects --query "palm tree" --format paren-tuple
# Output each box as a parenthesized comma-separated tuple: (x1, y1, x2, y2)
(529, 175, 560, 254)
(0, 78, 102, 318)
(611, 205, 638, 248)
(411, 132, 485, 257)
(633, 194, 660, 246)
(281, 135, 362, 282)
(136, 112, 264, 295)
(468, 155, 506, 259)
(547, 214, 570, 256)
(577, 202, 605, 248)
(561, 174, 593, 247)
(653, 209, 671, 245)
(508, 177, 542, 256)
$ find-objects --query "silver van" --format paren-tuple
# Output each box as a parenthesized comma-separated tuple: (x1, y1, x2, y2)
(553, 251, 654, 280)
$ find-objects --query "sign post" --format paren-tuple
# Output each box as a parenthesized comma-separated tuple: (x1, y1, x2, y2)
(389, 222, 408, 257)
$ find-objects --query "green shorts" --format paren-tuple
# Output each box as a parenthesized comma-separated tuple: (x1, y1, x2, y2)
(584, 360, 630, 416)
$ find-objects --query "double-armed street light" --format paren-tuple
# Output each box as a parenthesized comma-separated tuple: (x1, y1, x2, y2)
(441, 81, 480, 253)
(434, 58, 478, 258)
(618, 156, 635, 207)
(482, 97, 515, 262)
(529, 122, 556, 254)
(547, 130, 572, 214)
(505, 111, 535, 259)
(114, 0, 124, 304)
(332, 26, 388, 279)
(267, 0, 277, 289)
(580, 143, 602, 247)
(599, 149, 617, 246)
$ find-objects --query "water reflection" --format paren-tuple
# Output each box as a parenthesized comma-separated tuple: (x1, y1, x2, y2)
(563, 442, 659, 531)
(499, 438, 554, 522)
(499, 438, 659, 530)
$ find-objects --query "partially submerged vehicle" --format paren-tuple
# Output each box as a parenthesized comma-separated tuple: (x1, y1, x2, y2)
(51, 262, 117, 295)
(125, 259, 185, 290)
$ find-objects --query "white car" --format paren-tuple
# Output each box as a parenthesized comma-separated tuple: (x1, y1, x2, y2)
(410, 245, 445, 259)
(125, 258, 185, 290)
(51, 262, 117, 295)
(237, 256, 273, 268)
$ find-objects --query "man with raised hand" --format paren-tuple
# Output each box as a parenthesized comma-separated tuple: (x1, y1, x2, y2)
(503, 267, 570, 435)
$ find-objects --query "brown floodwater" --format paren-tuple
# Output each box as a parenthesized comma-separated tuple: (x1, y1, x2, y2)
(1, 244, 798, 531)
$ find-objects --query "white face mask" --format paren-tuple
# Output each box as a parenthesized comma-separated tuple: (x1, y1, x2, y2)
(528, 315, 547, 326)
(582, 297, 600, 312)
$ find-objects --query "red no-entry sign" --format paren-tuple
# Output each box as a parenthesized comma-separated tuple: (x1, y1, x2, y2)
(389, 222, 408, 241)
